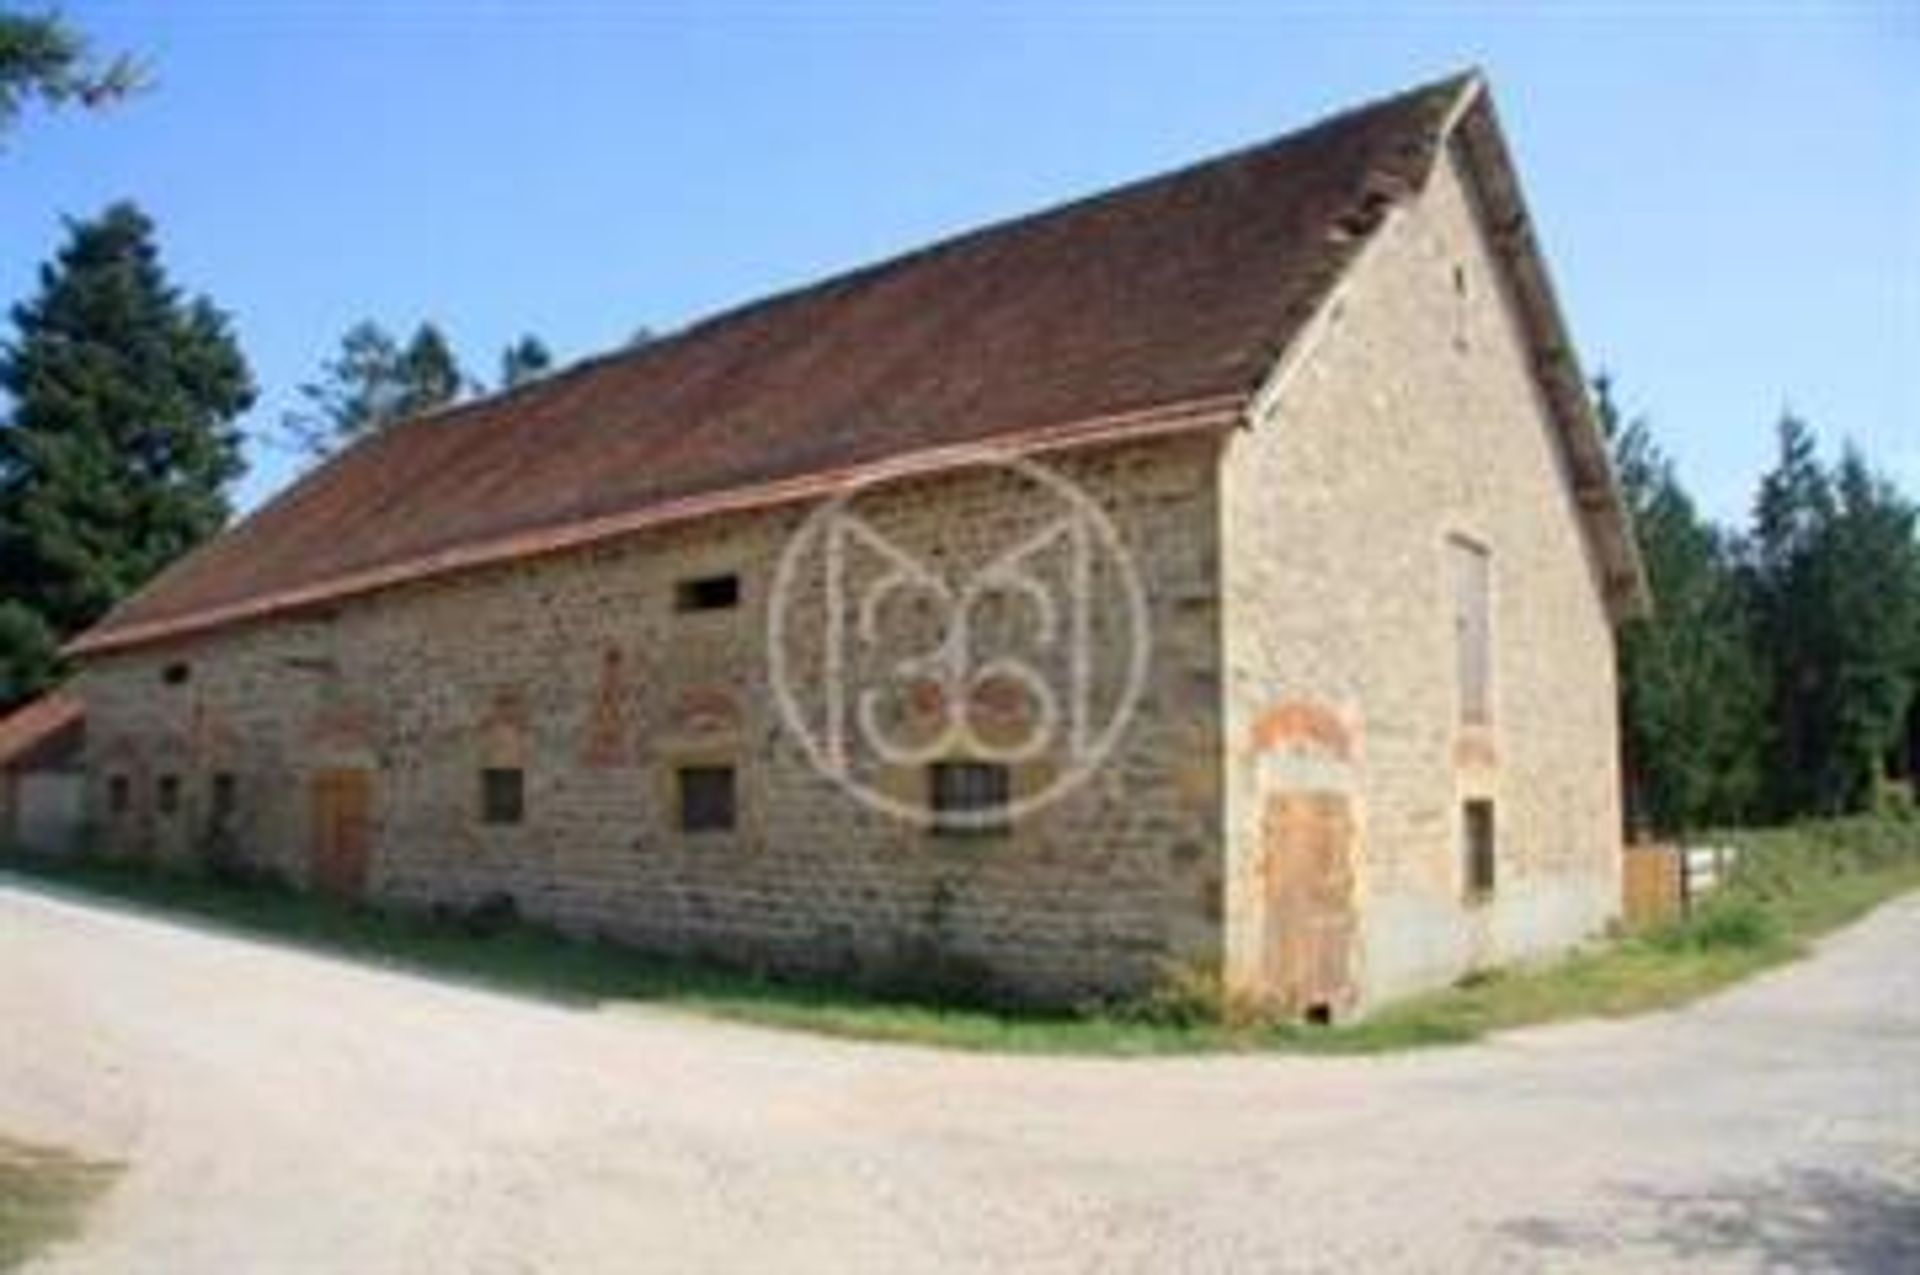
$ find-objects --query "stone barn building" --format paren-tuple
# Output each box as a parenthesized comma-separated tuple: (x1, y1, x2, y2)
(68, 72, 1645, 1017)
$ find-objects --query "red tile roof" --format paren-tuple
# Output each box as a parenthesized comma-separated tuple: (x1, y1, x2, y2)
(75, 72, 1504, 656)
(0, 692, 83, 771)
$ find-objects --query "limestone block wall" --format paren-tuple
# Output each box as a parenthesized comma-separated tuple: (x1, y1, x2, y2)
(1220, 139, 1623, 1011)
(78, 437, 1226, 1004)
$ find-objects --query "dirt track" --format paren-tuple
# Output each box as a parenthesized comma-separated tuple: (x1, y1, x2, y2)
(2, 880, 1914, 1273)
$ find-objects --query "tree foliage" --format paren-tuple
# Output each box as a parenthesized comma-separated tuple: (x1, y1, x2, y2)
(282, 320, 466, 459)
(1600, 378, 1764, 832)
(498, 334, 553, 390)
(1608, 381, 1920, 832)
(0, 7, 142, 139)
(0, 202, 254, 704)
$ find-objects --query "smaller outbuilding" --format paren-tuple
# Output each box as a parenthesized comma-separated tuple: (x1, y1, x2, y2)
(0, 691, 86, 855)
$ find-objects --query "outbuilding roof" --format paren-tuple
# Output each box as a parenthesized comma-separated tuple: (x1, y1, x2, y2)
(0, 692, 83, 772)
(71, 70, 1643, 657)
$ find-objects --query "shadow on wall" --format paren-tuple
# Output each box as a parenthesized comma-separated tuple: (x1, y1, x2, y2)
(1502, 1167, 1920, 1272)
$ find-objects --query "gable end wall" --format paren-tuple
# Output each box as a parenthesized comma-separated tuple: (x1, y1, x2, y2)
(1221, 140, 1622, 1009)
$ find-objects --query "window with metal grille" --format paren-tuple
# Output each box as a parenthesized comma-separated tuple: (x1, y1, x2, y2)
(1450, 536, 1492, 727)
(108, 774, 130, 815)
(677, 765, 736, 832)
(480, 768, 524, 825)
(156, 774, 181, 816)
(928, 761, 1011, 833)
(1463, 799, 1496, 900)
(674, 573, 740, 613)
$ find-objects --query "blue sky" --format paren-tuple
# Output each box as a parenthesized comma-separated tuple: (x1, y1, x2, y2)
(5, 2, 1915, 521)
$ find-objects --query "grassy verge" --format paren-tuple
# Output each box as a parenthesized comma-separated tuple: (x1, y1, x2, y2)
(3, 814, 1916, 1055)
(0, 1138, 120, 1272)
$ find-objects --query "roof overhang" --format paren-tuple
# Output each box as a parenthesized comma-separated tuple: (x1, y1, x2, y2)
(1446, 79, 1651, 621)
(65, 396, 1241, 659)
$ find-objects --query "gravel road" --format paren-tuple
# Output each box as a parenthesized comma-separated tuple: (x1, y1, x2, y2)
(2, 879, 1915, 1273)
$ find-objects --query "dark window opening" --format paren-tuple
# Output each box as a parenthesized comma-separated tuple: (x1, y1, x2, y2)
(1464, 799, 1496, 900)
(108, 774, 130, 815)
(156, 774, 181, 817)
(211, 772, 238, 821)
(677, 765, 736, 832)
(929, 761, 1012, 833)
(480, 768, 525, 826)
(161, 662, 191, 686)
(675, 573, 740, 612)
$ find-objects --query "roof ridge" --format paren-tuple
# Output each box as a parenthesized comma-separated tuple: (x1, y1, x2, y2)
(598, 68, 1482, 372)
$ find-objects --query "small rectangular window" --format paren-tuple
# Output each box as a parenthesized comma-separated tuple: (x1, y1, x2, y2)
(929, 761, 1012, 833)
(211, 772, 238, 821)
(677, 765, 736, 832)
(1463, 799, 1496, 901)
(1450, 537, 1492, 727)
(675, 573, 740, 613)
(156, 774, 181, 817)
(162, 662, 191, 686)
(108, 774, 131, 815)
(480, 768, 525, 825)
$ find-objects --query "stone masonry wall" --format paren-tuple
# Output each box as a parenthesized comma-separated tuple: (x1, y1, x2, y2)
(1220, 139, 1623, 1011)
(77, 437, 1226, 1005)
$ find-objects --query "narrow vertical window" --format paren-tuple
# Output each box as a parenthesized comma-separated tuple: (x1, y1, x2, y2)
(1450, 536, 1492, 727)
(211, 772, 238, 823)
(108, 774, 131, 815)
(156, 774, 181, 816)
(1463, 799, 1496, 900)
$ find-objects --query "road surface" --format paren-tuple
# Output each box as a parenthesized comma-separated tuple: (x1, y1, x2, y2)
(2, 879, 1915, 1273)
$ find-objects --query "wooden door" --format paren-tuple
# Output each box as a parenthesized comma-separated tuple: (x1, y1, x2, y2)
(310, 770, 371, 901)
(1262, 792, 1358, 1016)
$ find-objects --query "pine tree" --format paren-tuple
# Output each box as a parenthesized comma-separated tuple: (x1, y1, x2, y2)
(1814, 449, 1920, 809)
(0, 7, 141, 139)
(498, 335, 553, 389)
(283, 320, 466, 459)
(0, 202, 254, 704)
(1743, 417, 1920, 815)
(1599, 377, 1763, 832)
(397, 322, 462, 413)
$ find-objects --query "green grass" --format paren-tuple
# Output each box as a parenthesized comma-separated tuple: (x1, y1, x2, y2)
(3, 813, 1916, 1055)
(0, 1138, 120, 1272)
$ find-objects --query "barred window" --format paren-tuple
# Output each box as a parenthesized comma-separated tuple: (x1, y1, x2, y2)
(108, 774, 131, 815)
(929, 761, 1011, 833)
(156, 774, 181, 817)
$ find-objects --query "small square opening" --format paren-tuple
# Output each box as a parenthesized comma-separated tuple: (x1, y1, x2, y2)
(675, 574, 740, 613)
(677, 765, 736, 832)
(480, 768, 525, 826)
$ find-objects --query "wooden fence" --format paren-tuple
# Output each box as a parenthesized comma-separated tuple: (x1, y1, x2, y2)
(1622, 842, 1742, 930)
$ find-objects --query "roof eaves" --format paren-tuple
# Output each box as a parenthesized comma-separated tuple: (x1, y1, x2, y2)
(65, 395, 1244, 659)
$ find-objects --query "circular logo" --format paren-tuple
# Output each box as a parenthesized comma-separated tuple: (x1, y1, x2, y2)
(767, 450, 1150, 828)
